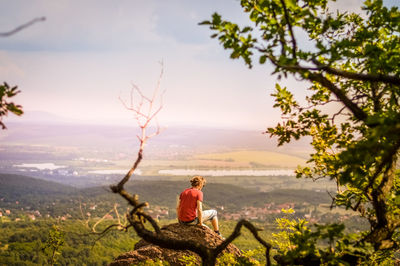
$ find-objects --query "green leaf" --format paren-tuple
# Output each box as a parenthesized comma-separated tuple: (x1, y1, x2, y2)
(259, 55, 267, 64)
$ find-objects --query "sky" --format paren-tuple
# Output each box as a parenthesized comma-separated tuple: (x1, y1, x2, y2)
(0, 0, 399, 130)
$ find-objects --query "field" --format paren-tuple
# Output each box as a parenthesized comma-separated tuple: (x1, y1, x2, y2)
(107, 150, 309, 176)
(194, 150, 306, 168)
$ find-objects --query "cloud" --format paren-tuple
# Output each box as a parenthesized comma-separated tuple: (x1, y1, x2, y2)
(153, 0, 249, 45)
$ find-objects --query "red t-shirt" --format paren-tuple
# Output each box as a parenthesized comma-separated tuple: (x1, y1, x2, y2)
(178, 188, 203, 222)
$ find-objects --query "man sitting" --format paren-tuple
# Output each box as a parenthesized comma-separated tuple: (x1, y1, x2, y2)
(176, 175, 223, 238)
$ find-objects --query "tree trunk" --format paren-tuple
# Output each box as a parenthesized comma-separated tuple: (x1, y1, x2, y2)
(202, 256, 216, 266)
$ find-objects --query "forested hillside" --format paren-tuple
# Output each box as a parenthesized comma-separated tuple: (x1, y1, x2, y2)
(1, 173, 332, 218)
(0, 173, 77, 199)
(0, 173, 371, 265)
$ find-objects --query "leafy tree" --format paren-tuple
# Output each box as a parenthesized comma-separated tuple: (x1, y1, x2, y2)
(42, 225, 65, 266)
(272, 208, 376, 264)
(201, 0, 400, 263)
(0, 82, 23, 129)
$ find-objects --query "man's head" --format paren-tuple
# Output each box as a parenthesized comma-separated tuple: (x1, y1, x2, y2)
(190, 175, 206, 189)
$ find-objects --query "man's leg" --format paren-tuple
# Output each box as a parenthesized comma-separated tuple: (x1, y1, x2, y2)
(202, 209, 220, 232)
(211, 216, 219, 232)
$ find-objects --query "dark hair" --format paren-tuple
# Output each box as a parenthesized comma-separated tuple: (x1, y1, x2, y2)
(190, 175, 206, 187)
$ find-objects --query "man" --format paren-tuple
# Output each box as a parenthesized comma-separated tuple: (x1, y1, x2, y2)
(176, 175, 223, 238)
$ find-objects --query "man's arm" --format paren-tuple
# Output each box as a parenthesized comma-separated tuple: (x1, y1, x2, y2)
(197, 200, 203, 226)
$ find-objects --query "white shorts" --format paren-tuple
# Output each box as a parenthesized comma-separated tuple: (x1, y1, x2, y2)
(179, 209, 217, 225)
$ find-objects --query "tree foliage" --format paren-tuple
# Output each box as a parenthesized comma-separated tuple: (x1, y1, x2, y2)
(0, 82, 23, 129)
(42, 225, 65, 266)
(0, 219, 141, 265)
(201, 0, 400, 263)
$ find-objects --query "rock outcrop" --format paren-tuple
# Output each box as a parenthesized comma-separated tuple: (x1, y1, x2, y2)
(110, 223, 241, 265)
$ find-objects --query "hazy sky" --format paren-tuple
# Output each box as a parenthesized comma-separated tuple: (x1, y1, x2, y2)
(0, 0, 398, 130)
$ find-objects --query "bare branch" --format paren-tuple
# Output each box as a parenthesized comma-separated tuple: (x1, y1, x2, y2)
(95, 223, 128, 237)
(112, 65, 166, 191)
(114, 204, 127, 226)
(119, 93, 148, 118)
(79, 201, 90, 229)
(146, 105, 163, 127)
(0, 17, 46, 37)
(300, 99, 341, 112)
(152, 61, 164, 103)
(331, 105, 347, 124)
(132, 82, 152, 103)
(92, 208, 115, 233)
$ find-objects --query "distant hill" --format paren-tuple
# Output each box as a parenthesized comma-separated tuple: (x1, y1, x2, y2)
(1, 120, 311, 156)
(0, 173, 81, 218)
(84, 180, 262, 210)
(0, 173, 77, 203)
(0, 174, 331, 218)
